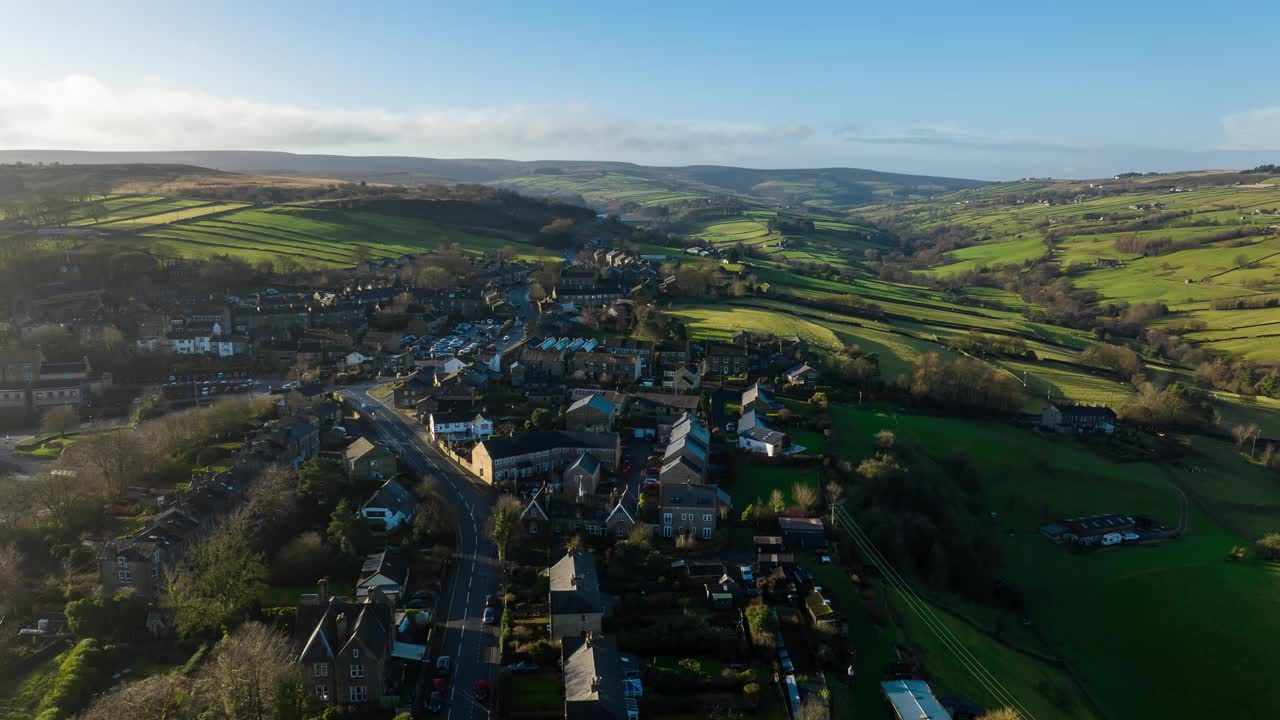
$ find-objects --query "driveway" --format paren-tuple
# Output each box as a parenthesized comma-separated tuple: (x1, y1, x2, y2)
(341, 385, 500, 720)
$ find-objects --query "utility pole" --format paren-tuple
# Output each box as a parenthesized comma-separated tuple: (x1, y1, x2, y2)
(1253, 428, 1261, 459)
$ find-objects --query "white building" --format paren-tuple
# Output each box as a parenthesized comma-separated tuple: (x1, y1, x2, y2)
(428, 411, 494, 442)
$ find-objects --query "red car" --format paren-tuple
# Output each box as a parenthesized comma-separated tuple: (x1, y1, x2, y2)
(433, 677, 449, 694)
(474, 680, 490, 703)
(641, 478, 660, 493)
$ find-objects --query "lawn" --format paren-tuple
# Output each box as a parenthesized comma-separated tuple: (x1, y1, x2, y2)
(510, 671, 562, 713)
(733, 463, 819, 508)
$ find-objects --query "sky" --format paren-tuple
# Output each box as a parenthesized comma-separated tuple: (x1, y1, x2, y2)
(3, 0, 1280, 180)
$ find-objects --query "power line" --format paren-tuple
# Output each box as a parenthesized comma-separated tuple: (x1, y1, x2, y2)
(832, 504, 1037, 720)
(833, 504, 1030, 716)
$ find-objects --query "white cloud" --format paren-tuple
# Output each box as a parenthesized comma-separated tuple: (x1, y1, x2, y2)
(1220, 106, 1280, 151)
(0, 75, 815, 158)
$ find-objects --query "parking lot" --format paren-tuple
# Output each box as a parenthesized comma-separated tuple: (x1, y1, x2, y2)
(401, 318, 523, 361)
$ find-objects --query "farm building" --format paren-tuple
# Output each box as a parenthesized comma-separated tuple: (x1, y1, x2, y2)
(881, 679, 952, 720)
(1040, 403, 1116, 433)
(1040, 514, 1137, 545)
(778, 517, 826, 548)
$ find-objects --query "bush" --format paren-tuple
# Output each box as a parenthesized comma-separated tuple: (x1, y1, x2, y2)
(195, 446, 224, 467)
(36, 639, 107, 719)
(272, 531, 330, 585)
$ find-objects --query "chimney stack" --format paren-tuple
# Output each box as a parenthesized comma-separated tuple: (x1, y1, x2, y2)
(335, 612, 348, 639)
(318, 576, 330, 600)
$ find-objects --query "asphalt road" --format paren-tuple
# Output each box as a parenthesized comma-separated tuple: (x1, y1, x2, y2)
(340, 385, 500, 720)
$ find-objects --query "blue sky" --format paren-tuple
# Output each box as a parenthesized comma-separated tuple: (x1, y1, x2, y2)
(3, 0, 1279, 179)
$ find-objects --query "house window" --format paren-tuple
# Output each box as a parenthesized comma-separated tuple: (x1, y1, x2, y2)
(313, 663, 329, 677)
(117, 556, 128, 567)
(529, 521, 539, 534)
(662, 513, 672, 525)
(703, 514, 713, 523)
(616, 524, 626, 538)
(349, 685, 368, 703)
(117, 570, 131, 584)
(350, 663, 366, 679)
(662, 526, 673, 538)
(702, 527, 712, 540)
(315, 685, 330, 701)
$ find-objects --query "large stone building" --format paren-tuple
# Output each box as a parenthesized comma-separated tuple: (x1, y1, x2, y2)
(471, 431, 620, 484)
(550, 551, 603, 640)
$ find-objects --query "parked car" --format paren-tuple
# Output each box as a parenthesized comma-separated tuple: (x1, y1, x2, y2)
(739, 564, 755, 583)
(474, 680, 490, 703)
(1101, 532, 1123, 546)
(483, 607, 497, 625)
(436, 656, 452, 676)
(427, 691, 444, 713)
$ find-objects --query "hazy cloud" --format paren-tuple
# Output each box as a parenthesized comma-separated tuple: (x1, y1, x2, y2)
(835, 124, 1081, 154)
(1220, 105, 1280, 151)
(0, 75, 815, 157)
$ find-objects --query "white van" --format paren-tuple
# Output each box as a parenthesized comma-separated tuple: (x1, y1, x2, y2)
(1101, 532, 1123, 547)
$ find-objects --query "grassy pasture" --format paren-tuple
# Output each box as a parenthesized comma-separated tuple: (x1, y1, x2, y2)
(830, 405, 1280, 720)
(732, 462, 819, 508)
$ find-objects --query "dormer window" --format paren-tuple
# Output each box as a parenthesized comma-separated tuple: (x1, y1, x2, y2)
(117, 556, 128, 567)
(351, 648, 359, 659)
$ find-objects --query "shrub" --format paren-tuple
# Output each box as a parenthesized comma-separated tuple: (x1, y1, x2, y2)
(36, 639, 107, 719)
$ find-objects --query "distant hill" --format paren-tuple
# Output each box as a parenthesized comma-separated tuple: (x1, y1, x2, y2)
(0, 150, 986, 211)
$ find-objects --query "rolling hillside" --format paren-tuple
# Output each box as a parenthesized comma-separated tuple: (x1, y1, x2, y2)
(0, 149, 986, 212)
(860, 171, 1280, 363)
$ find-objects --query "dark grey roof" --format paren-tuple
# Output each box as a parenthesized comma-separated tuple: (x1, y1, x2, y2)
(362, 478, 415, 516)
(479, 431, 616, 460)
(550, 551, 601, 616)
(563, 634, 627, 720)
(359, 547, 408, 587)
(568, 394, 616, 416)
(661, 482, 719, 509)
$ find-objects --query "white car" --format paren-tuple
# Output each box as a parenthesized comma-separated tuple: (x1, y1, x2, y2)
(1101, 532, 1123, 546)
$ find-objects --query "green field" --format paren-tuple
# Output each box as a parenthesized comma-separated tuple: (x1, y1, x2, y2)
(830, 405, 1280, 720)
(66, 200, 548, 267)
(732, 463, 819, 508)
(863, 176, 1280, 361)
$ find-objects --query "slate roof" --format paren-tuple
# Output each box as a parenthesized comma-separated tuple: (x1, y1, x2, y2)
(359, 547, 408, 587)
(478, 431, 616, 460)
(362, 478, 415, 516)
(550, 551, 601, 616)
(563, 634, 627, 720)
(567, 394, 616, 417)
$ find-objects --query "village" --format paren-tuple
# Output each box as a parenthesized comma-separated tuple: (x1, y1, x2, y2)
(2, 237, 1146, 720)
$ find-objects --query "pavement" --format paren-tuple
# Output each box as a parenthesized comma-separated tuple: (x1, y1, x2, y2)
(339, 384, 500, 720)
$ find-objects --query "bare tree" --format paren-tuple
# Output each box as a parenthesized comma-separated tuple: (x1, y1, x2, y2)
(74, 673, 189, 720)
(196, 622, 299, 720)
(62, 430, 145, 500)
(768, 488, 787, 516)
(40, 405, 81, 437)
(790, 482, 819, 516)
(0, 543, 26, 615)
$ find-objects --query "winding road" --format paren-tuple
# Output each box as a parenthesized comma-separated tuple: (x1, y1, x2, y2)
(340, 385, 500, 720)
